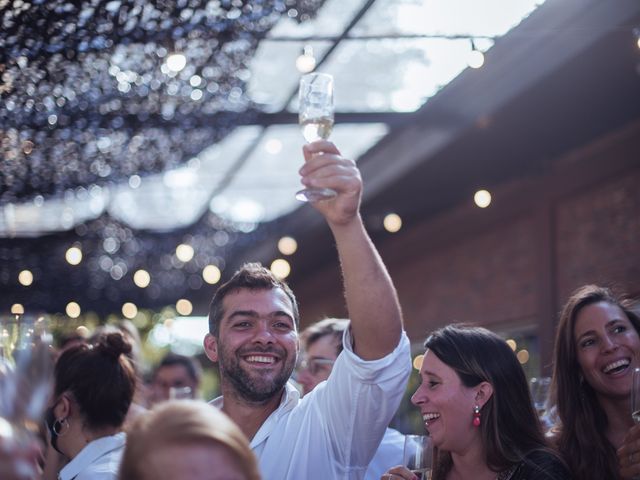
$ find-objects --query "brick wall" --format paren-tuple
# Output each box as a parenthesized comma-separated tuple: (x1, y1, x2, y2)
(295, 121, 640, 367)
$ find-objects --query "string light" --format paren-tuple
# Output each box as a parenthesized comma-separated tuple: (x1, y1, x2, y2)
(65, 246, 83, 265)
(467, 39, 485, 69)
(175, 244, 195, 262)
(176, 299, 193, 316)
(270, 259, 291, 279)
(278, 236, 298, 255)
(474, 189, 492, 208)
(122, 302, 138, 319)
(202, 265, 221, 284)
(165, 53, 187, 73)
(133, 269, 151, 288)
(296, 45, 316, 73)
(66, 301, 81, 318)
(383, 213, 402, 233)
(18, 270, 34, 286)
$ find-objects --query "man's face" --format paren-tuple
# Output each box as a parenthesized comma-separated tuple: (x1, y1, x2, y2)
(296, 334, 339, 395)
(151, 364, 198, 403)
(204, 288, 298, 403)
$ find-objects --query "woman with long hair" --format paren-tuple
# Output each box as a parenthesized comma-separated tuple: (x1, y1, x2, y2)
(383, 325, 569, 480)
(550, 284, 640, 479)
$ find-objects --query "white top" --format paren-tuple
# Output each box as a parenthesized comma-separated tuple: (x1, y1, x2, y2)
(364, 427, 405, 480)
(212, 330, 411, 480)
(58, 432, 126, 480)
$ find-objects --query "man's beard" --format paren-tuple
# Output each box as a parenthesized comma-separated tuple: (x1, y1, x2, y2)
(219, 344, 296, 403)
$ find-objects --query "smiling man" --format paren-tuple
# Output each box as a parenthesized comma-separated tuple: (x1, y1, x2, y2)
(203, 140, 411, 480)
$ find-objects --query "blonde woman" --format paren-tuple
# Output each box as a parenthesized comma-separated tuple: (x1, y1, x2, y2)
(119, 400, 260, 480)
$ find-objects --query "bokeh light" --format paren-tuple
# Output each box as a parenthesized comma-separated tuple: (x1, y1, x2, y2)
(65, 246, 83, 265)
(66, 301, 81, 318)
(270, 259, 291, 279)
(202, 265, 221, 284)
(474, 189, 492, 208)
(277, 236, 298, 256)
(133, 269, 151, 288)
(176, 244, 195, 263)
(383, 213, 402, 233)
(18, 270, 34, 286)
(122, 302, 138, 319)
(176, 299, 193, 316)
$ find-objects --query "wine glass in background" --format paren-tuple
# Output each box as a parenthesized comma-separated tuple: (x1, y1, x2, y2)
(169, 386, 193, 400)
(0, 308, 54, 448)
(296, 72, 337, 203)
(530, 376, 551, 417)
(403, 434, 433, 480)
(631, 368, 640, 423)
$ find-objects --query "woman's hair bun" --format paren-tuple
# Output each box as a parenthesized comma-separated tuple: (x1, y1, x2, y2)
(95, 331, 133, 359)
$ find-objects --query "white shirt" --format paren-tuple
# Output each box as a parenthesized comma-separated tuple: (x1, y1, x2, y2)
(364, 427, 405, 480)
(58, 432, 125, 480)
(212, 330, 411, 480)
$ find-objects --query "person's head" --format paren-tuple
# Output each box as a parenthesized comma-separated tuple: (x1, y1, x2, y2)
(119, 400, 261, 480)
(296, 318, 349, 395)
(47, 332, 136, 455)
(552, 284, 640, 408)
(203, 263, 299, 404)
(550, 285, 640, 477)
(150, 353, 202, 403)
(411, 325, 546, 472)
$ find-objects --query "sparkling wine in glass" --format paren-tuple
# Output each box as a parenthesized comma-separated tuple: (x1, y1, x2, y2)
(632, 368, 640, 423)
(296, 72, 337, 203)
(403, 434, 433, 480)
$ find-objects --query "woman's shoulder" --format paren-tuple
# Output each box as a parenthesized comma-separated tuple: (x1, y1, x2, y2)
(510, 449, 573, 480)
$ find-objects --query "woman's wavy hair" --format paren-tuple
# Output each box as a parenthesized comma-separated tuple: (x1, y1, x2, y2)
(426, 325, 560, 478)
(550, 285, 640, 480)
(119, 400, 261, 480)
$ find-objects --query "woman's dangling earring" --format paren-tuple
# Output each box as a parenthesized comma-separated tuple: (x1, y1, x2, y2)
(473, 405, 481, 427)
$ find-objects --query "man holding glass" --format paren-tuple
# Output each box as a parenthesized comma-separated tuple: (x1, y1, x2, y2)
(203, 140, 411, 479)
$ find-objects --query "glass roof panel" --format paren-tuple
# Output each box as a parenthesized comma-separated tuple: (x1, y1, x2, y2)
(268, 0, 368, 38)
(290, 38, 491, 113)
(209, 123, 388, 223)
(248, 40, 333, 112)
(109, 127, 262, 231)
(352, 0, 546, 37)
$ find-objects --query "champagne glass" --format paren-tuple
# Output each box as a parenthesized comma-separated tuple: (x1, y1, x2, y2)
(296, 72, 337, 203)
(0, 309, 53, 447)
(169, 386, 193, 400)
(632, 368, 640, 423)
(530, 376, 551, 417)
(403, 434, 433, 480)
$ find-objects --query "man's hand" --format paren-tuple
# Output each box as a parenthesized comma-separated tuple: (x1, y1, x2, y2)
(299, 140, 362, 227)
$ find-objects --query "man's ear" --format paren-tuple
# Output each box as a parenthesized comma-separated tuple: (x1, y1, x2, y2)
(475, 381, 494, 408)
(204, 333, 219, 363)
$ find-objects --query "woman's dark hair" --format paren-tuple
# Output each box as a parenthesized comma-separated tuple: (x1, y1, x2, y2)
(425, 325, 560, 477)
(551, 285, 640, 480)
(54, 331, 136, 429)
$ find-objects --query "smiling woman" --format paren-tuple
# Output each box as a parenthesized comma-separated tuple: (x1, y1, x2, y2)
(384, 325, 570, 480)
(549, 285, 640, 479)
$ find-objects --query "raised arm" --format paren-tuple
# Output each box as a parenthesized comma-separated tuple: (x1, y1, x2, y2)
(299, 140, 403, 360)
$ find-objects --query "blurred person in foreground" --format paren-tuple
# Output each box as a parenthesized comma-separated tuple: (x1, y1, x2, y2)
(296, 317, 404, 480)
(148, 352, 202, 404)
(203, 140, 411, 479)
(43, 332, 135, 480)
(383, 325, 570, 480)
(549, 285, 640, 479)
(119, 399, 260, 480)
